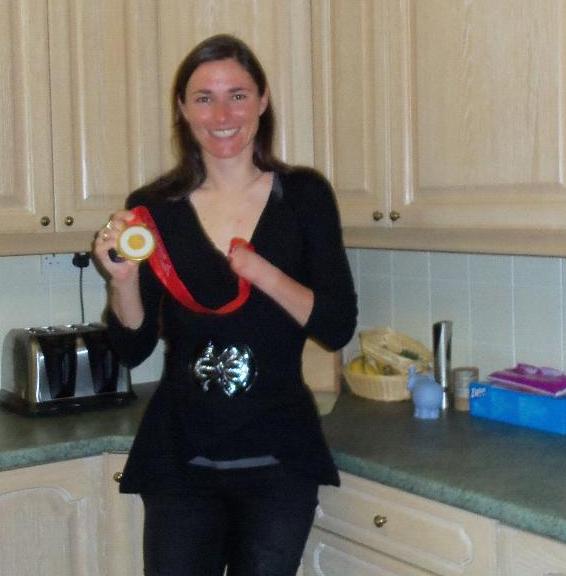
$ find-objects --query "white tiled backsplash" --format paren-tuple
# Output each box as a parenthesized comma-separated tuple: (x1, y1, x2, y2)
(347, 249, 566, 379)
(1, 249, 565, 384)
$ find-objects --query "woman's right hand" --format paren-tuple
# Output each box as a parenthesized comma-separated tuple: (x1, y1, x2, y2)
(93, 210, 146, 330)
(93, 210, 140, 284)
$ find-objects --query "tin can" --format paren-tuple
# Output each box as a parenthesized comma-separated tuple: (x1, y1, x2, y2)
(452, 367, 479, 411)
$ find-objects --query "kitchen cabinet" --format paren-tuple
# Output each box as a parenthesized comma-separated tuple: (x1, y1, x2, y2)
(0, 0, 54, 237)
(0, 457, 105, 576)
(0, 0, 161, 255)
(303, 471, 498, 576)
(0, 0, 313, 256)
(0, 454, 144, 576)
(103, 453, 144, 576)
(498, 525, 566, 576)
(312, 0, 566, 256)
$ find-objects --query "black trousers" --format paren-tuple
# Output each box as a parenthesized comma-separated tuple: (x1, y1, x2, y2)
(141, 465, 319, 576)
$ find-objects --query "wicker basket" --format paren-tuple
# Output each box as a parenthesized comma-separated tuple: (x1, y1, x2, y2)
(342, 356, 410, 402)
(359, 327, 432, 374)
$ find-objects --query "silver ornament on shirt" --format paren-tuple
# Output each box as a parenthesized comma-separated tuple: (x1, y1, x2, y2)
(192, 342, 256, 397)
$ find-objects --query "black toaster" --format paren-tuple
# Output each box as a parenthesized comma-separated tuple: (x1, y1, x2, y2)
(0, 323, 134, 414)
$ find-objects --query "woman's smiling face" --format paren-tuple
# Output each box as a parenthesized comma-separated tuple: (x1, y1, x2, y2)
(178, 58, 269, 163)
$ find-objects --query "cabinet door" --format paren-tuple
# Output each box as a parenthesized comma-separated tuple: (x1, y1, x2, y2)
(314, 0, 566, 243)
(0, 0, 54, 233)
(498, 525, 566, 576)
(304, 526, 430, 576)
(103, 453, 144, 576)
(48, 0, 162, 233)
(389, 0, 566, 231)
(312, 0, 389, 227)
(0, 457, 105, 576)
(314, 472, 497, 576)
(157, 0, 313, 170)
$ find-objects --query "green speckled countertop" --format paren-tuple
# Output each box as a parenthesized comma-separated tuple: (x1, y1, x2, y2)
(1, 382, 566, 545)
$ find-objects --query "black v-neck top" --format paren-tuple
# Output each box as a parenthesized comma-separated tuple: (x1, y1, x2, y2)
(107, 168, 358, 493)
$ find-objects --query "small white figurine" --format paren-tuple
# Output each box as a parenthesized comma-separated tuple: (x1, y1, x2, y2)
(407, 366, 443, 419)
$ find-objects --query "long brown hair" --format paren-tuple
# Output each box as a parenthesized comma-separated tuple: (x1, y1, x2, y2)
(134, 34, 288, 202)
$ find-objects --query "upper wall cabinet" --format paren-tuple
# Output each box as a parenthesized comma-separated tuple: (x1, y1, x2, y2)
(0, 0, 161, 241)
(0, 0, 312, 255)
(0, 1, 54, 234)
(48, 0, 162, 233)
(156, 0, 313, 169)
(313, 0, 566, 256)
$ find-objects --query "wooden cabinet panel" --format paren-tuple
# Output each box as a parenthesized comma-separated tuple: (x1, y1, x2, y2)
(48, 0, 162, 233)
(103, 453, 144, 576)
(0, 0, 53, 233)
(0, 458, 104, 576)
(498, 525, 566, 576)
(157, 0, 313, 169)
(394, 0, 566, 230)
(309, 472, 497, 576)
(313, 0, 566, 255)
(304, 526, 429, 575)
(312, 0, 389, 227)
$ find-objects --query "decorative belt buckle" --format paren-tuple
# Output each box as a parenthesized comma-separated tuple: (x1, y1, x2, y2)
(192, 342, 256, 397)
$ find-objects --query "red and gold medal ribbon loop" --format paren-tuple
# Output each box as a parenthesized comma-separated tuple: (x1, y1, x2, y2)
(129, 205, 254, 315)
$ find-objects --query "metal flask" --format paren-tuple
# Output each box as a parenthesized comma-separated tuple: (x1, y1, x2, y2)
(433, 321, 453, 410)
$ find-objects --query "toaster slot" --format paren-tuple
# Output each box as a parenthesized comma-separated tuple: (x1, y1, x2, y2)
(36, 334, 77, 399)
(82, 330, 120, 394)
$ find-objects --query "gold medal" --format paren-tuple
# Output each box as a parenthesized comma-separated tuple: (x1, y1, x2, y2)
(117, 224, 156, 261)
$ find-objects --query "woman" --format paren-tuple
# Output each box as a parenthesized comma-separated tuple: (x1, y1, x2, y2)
(94, 34, 357, 576)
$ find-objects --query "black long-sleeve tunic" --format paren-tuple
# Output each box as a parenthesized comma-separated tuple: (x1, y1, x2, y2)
(108, 168, 357, 494)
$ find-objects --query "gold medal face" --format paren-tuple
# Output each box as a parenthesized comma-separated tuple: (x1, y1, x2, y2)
(117, 224, 156, 261)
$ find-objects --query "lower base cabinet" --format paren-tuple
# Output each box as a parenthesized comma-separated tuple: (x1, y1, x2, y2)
(0, 457, 107, 576)
(304, 472, 566, 576)
(2, 458, 566, 575)
(0, 454, 144, 576)
(304, 471, 498, 576)
(103, 453, 144, 575)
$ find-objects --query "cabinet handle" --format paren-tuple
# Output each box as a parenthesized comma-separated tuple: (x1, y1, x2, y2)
(372, 210, 384, 222)
(40, 216, 51, 227)
(64, 216, 74, 226)
(389, 211, 401, 222)
(373, 514, 387, 528)
(113, 471, 123, 483)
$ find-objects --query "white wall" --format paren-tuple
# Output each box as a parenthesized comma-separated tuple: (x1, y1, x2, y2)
(347, 249, 566, 379)
(1, 249, 565, 385)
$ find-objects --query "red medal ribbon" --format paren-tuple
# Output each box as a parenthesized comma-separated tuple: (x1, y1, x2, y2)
(129, 205, 254, 315)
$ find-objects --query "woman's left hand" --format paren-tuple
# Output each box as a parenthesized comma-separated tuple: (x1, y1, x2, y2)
(228, 241, 314, 326)
(228, 241, 263, 284)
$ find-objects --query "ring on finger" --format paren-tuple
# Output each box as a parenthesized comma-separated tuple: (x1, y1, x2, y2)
(105, 220, 115, 230)
(101, 230, 110, 241)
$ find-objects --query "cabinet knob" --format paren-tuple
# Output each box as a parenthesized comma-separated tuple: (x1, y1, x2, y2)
(372, 211, 384, 222)
(389, 211, 401, 222)
(64, 216, 74, 226)
(113, 471, 123, 483)
(373, 514, 387, 528)
(40, 216, 51, 227)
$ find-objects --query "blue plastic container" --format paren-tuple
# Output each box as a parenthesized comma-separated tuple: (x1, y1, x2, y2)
(469, 382, 566, 435)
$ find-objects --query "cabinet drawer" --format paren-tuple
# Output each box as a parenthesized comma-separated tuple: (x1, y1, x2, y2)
(315, 472, 497, 576)
(304, 526, 429, 576)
